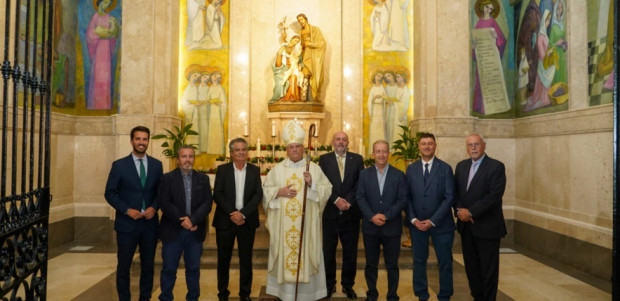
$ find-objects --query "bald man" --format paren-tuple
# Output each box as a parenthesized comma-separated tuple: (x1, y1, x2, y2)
(318, 132, 364, 299)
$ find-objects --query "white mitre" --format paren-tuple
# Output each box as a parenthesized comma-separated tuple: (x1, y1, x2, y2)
(282, 120, 305, 146)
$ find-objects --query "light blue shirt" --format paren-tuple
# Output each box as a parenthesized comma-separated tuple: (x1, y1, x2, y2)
(471, 154, 486, 175)
(132, 153, 148, 175)
(375, 164, 389, 196)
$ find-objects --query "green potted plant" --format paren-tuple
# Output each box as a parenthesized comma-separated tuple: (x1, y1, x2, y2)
(151, 123, 198, 159)
(392, 125, 423, 248)
(391, 125, 422, 165)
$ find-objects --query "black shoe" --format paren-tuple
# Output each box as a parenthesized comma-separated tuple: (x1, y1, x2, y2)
(218, 297, 228, 301)
(342, 287, 357, 299)
(364, 298, 376, 301)
(240, 296, 252, 301)
(326, 286, 335, 298)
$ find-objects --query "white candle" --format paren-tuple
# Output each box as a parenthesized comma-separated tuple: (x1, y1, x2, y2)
(257, 138, 261, 157)
(314, 122, 318, 137)
(359, 138, 363, 156)
(244, 120, 248, 136)
(271, 121, 276, 137)
(227, 139, 230, 158)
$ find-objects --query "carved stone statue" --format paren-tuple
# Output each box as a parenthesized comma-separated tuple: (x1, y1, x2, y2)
(297, 14, 326, 102)
(268, 14, 326, 113)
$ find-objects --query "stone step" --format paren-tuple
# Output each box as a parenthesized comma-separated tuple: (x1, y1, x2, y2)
(147, 230, 437, 270)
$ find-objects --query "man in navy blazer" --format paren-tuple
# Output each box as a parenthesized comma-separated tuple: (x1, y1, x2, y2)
(157, 145, 212, 301)
(454, 134, 506, 301)
(212, 138, 263, 301)
(357, 140, 408, 301)
(318, 131, 364, 299)
(405, 133, 455, 301)
(104, 126, 163, 301)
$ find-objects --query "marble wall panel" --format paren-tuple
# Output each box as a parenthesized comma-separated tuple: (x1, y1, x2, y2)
(567, 0, 589, 110)
(119, 0, 155, 115)
(436, 0, 470, 118)
(569, 132, 613, 219)
(153, 1, 179, 116)
(51, 134, 75, 200)
(73, 135, 116, 198)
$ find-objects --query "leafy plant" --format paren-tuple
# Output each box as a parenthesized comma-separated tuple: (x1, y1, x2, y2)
(363, 157, 375, 167)
(391, 125, 422, 161)
(151, 123, 198, 159)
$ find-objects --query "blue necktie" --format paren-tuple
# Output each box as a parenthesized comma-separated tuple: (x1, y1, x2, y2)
(424, 163, 429, 185)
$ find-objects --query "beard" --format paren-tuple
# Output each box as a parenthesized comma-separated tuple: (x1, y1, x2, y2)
(133, 145, 147, 155)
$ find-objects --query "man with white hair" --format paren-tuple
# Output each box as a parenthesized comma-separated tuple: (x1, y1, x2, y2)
(263, 120, 332, 300)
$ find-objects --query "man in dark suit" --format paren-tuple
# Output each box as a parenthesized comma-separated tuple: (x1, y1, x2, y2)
(213, 138, 263, 301)
(104, 125, 163, 301)
(454, 134, 506, 301)
(157, 146, 212, 301)
(318, 131, 364, 299)
(357, 140, 408, 301)
(405, 133, 455, 301)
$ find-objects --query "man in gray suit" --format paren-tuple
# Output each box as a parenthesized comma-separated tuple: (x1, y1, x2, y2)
(405, 133, 455, 301)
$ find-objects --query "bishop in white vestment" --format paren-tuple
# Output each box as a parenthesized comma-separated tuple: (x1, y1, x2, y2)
(263, 121, 332, 300)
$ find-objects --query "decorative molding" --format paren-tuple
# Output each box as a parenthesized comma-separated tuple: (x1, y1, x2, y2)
(504, 205, 612, 249)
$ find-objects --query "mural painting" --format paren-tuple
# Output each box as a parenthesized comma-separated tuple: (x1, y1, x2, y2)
(363, 0, 413, 158)
(179, 0, 230, 169)
(469, 0, 515, 118)
(366, 66, 410, 154)
(369, 0, 409, 52)
(587, 0, 614, 106)
(51, 0, 122, 116)
(514, 0, 569, 116)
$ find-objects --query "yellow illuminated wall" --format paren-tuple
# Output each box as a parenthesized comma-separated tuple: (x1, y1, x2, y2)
(178, 0, 230, 170)
(363, 0, 414, 159)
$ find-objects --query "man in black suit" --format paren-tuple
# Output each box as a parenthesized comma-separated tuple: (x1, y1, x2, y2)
(454, 134, 506, 301)
(213, 138, 263, 301)
(318, 131, 364, 299)
(357, 140, 408, 301)
(405, 133, 455, 301)
(157, 146, 212, 301)
(105, 125, 163, 301)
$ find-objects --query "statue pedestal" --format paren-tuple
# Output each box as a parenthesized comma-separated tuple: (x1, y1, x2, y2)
(267, 101, 324, 113)
(267, 111, 325, 145)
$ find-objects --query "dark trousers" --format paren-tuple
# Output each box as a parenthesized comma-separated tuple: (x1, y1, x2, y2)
(159, 230, 203, 301)
(363, 232, 400, 301)
(116, 220, 157, 301)
(460, 223, 501, 301)
(322, 217, 360, 292)
(215, 223, 256, 298)
(411, 228, 454, 301)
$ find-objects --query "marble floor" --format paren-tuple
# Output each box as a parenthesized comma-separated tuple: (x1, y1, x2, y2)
(47, 233, 611, 301)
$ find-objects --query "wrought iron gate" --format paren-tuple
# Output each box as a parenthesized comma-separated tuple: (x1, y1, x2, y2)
(0, 0, 53, 300)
